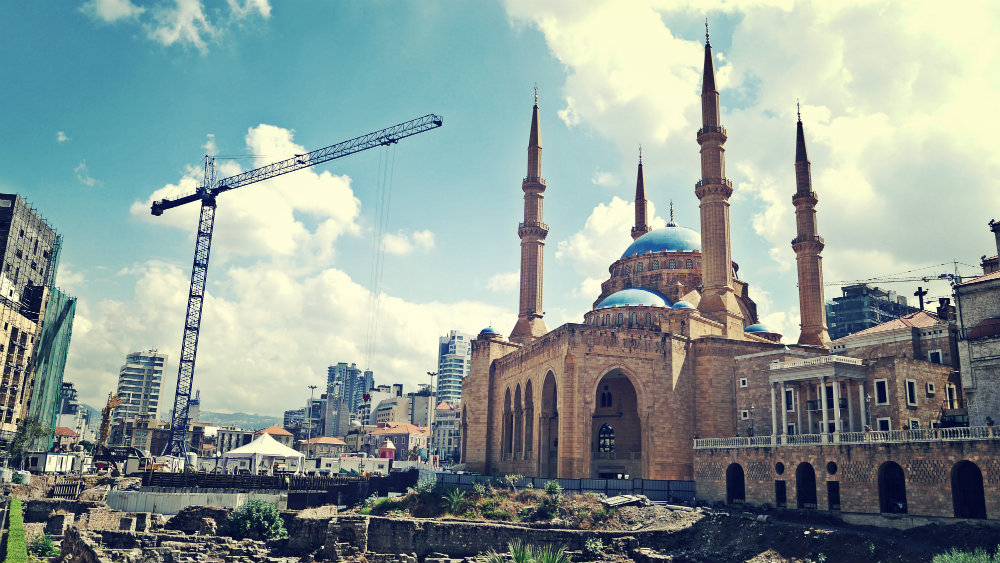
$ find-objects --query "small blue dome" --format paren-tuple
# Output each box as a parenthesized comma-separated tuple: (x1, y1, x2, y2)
(597, 288, 671, 310)
(621, 224, 701, 259)
(479, 327, 499, 336)
(744, 323, 776, 334)
(672, 300, 695, 309)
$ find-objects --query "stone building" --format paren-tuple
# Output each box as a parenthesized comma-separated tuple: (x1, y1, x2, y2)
(955, 220, 1000, 426)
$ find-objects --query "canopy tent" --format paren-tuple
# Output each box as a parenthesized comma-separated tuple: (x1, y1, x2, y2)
(221, 432, 305, 475)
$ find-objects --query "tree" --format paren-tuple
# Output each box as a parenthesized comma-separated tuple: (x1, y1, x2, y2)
(8, 417, 51, 469)
(78, 440, 96, 454)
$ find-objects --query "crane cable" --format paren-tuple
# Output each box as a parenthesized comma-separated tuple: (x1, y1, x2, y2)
(363, 144, 396, 374)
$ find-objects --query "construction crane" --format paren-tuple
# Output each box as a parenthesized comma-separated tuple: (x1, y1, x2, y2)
(151, 114, 443, 456)
(96, 392, 124, 456)
(824, 273, 957, 286)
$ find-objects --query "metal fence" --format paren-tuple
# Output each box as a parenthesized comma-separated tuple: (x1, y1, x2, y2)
(435, 473, 695, 502)
(140, 469, 418, 494)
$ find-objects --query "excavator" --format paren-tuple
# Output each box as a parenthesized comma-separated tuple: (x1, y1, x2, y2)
(94, 393, 151, 476)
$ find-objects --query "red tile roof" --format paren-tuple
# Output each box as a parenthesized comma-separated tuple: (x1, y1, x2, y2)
(435, 401, 453, 410)
(301, 436, 347, 445)
(371, 423, 429, 436)
(256, 425, 293, 437)
(956, 270, 1000, 287)
(845, 310, 942, 338)
(54, 426, 79, 437)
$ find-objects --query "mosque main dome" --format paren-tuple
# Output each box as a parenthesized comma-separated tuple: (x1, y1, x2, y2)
(621, 222, 701, 259)
(596, 288, 672, 310)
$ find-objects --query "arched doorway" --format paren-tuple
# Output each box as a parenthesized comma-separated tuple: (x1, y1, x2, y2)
(952, 460, 987, 519)
(878, 461, 907, 514)
(513, 385, 523, 458)
(796, 462, 817, 509)
(726, 463, 746, 505)
(539, 372, 559, 478)
(590, 371, 642, 478)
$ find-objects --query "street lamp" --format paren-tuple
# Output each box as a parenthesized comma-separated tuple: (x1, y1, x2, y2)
(307, 385, 317, 457)
(749, 404, 755, 437)
(427, 371, 437, 456)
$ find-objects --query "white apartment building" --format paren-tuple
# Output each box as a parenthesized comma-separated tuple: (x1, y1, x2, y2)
(112, 349, 167, 421)
(436, 331, 471, 407)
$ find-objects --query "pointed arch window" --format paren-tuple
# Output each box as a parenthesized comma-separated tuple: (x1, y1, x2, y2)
(604, 314, 610, 326)
(636, 262, 644, 273)
(630, 312, 638, 325)
(668, 259, 677, 269)
(685, 259, 693, 269)
(651, 260, 659, 271)
(598, 424, 615, 452)
(617, 313, 624, 325)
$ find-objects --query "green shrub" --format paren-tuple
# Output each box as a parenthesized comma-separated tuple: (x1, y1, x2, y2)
(932, 547, 1000, 563)
(533, 544, 571, 563)
(589, 507, 614, 527)
(220, 499, 288, 541)
(503, 474, 523, 491)
(11, 473, 24, 485)
(414, 478, 436, 495)
(6, 498, 27, 563)
(441, 487, 467, 514)
(543, 480, 562, 499)
(582, 538, 603, 559)
(472, 482, 488, 497)
(486, 541, 571, 563)
(27, 533, 59, 558)
(510, 539, 533, 563)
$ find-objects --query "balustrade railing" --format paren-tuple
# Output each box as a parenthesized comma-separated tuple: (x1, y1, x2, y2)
(694, 425, 999, 449)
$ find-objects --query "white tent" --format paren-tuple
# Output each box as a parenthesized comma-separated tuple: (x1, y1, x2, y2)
(222, 432, 305, 475)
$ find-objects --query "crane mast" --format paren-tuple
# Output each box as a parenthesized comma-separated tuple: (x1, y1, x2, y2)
(152, 114, 443, 456)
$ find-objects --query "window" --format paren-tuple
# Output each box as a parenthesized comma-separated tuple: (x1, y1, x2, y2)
(908, 418, 920, 430)
(926, 382, 936, 396)
(645, 313, 651, 325)
(623, 265, 631, 275)
(598, 424, 615, 452)
(651, 260, 659, 270)
(905, 380, 918, 406)
(928, 350, 942, 364)
(877, 418, 891, 431)
(741, 409, 750, 420)
(739, 378, 748, 388)
(785, 389, 795, 412)
(636, 262, 644, 273)
(825, 385, 834, 403)
(668, 259, 677, 269)
(874, 379, 889, 405)
(685, 259, 693, 269)
(787, 423, 797, 435)
(947, 385, 958, 409)
(617, 313, 623, 325)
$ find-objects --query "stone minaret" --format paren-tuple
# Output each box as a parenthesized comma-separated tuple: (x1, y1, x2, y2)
(793, 109, 831, 347)
(632, 149, 651, 240)
(510, 90, 549, 344)
(695, 24, 744, 332)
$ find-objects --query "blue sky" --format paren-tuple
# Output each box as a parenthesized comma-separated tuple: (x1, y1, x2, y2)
(1, 1, 996, 416)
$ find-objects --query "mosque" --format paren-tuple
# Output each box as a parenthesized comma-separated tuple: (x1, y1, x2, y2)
(460, 29, 832, 481)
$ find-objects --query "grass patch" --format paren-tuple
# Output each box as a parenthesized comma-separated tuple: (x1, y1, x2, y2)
(932, 547, 1000, 563)
(6, 498, 28, 563)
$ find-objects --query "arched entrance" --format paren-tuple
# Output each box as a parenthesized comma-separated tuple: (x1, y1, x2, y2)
(513, 385, 523, 458)
(878, 461, 907, 514)
(951, 460, 987, 519)
(726, 463, 745, 505)
(539, 372, 559, 478)
(590, 371, 642, 478)
(796, 462, 817, 509)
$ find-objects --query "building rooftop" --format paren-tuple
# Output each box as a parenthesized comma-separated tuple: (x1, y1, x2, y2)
(841, 310, 941, 338)
(596, 288, 671, 309)
(301, 436, 347, 445)
(256, 425, 293, 437)
(956, 270, 1000, 287)
(54, 426, 78, 437)
(620, 224, 701, 259)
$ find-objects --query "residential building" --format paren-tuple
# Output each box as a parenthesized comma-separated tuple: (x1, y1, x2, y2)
(110, 414, 170, 454)
(256, 425, 294, 448)
(374, 396, 409, 425)
(436, 330, 472, 407)
(53, 426, 80, 452)
(363, 422, 429, 461)
(955, 220, 1000, 426)
(407, 384, 434, 427)
(358, 384, 401, 426)
(56, 381, 91, 441)
(826, 284, 921, 340)
(431, 401, 461, 463)
(297, 436, 348, 457)
(112, 350, 167, 421)
(345, 424, 376, 454)
(327, 362, 374, 416)
(216, 427, 254, 455)
(283, 407, 305, 429)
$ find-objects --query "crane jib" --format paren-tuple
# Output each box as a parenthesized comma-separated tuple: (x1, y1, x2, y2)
(150, 114, 443, 215)
(152, 113, 443, 456)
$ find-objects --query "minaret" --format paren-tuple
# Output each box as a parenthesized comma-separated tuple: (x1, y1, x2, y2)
(695, 22, 744, 332)
(510, 88, 549, 344)
(792, 106, 831, 347)
(632, 147, 651, 240)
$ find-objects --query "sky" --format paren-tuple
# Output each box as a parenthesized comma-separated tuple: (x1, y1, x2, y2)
(1, 0, 998, 417)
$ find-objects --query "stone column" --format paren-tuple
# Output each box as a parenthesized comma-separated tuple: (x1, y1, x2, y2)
(780, 382, 789, 443)
(770, 383, 778, 441)
(832, 377, 842, 442)
(819, 376, 829, 439)
(796, 385, 803, 434)
(846, 380, 855, 432)
(858, 384, 867, 429)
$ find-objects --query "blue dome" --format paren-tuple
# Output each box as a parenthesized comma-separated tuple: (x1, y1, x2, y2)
(672, 300, 695, 309)
(745, 323, 777, 334)
(621, 224, 701, 259)
(479, 327, 499, 336)
(597, 288, 671, 310)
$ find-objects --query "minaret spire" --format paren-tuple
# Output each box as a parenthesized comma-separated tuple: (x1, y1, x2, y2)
(695, 22, 744, 333)
(510, 88, 549, 344)
(632, 146, 651, 240)
(792, 110, 830, 347)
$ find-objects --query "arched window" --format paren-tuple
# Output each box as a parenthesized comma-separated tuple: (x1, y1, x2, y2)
(685, 259, 693, 269)
(878, 462, 908, 514)
(617, 313, 624, 325)
(636, 262, 644, 273)
(630, 312, 637, 325)
(598, 424, 615, 452)
(651, 260, 659, 270)
(604, 314, 610, 325)
(645, 312, 651, 325)
(623, 265, 631, 275)
(668, 259, 677, 269)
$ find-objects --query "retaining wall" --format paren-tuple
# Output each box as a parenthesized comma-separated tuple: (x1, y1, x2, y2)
(107, 490, 287, 515)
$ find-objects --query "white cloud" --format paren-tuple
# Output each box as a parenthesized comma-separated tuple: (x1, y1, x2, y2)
(148, 0, 217, 51)
(74, 160, 100, 187)
(226, 0, 271, 19)
(56, 131, 70, 143)
(202, 133, 217, 155)
(382, 229, 435, 256)
(591, 170, 617, 187)
(556, 196, 665, 280)
(131, 123, 362, 261)
(81, 0, 145, 23)
(486, 271, 518, 293)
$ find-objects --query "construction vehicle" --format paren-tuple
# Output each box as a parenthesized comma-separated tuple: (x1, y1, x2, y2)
(96, 393, 123, 456)
(151, 114, 443, 456)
